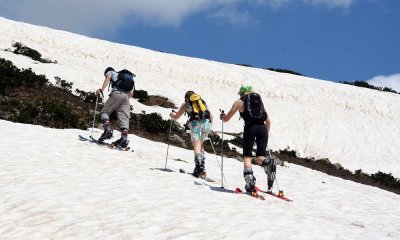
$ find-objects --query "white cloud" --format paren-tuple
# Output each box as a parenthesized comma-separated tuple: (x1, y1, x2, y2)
(366, 74, 400, 92)
(207, 5, 253, 27)
(0, 0, 358, 36)
(254, 0, 357, 9)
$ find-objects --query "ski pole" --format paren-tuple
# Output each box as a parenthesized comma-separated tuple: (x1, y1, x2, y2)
(164, 110, 174, 170)
(267, 147, 283, 196)
(90, 95, 99, 139)
(208, 137, 227, 185)
(220, 109, 225, 188)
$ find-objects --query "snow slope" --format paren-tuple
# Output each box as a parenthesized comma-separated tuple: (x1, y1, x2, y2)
(1, 17, 400, 239)
(1, 17, 399, 177)
(0, 120, 399, 239)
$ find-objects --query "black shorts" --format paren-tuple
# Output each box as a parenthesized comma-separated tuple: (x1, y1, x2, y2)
(242, 124, 268, 157)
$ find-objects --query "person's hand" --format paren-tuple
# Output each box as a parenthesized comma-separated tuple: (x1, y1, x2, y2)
(96, 89, 103, 96)
(170, 110, 176, 119)
(128, 91, 134, 98)
(219, 112, 226, 120)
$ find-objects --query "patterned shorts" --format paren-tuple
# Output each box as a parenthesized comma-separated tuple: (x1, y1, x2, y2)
(189, 119, 211, 141)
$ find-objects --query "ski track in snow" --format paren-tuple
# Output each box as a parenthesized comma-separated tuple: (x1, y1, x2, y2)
(0, 121, 399, 239)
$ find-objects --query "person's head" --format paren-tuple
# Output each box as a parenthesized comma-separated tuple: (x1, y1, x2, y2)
(185, 90, 195, 101)
(238, 85, 253, 97)
(104, 67, 114, 76)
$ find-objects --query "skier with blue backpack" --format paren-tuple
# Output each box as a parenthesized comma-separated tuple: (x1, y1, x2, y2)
(95, 67, 135, 148)
(220, 86, 275, 196)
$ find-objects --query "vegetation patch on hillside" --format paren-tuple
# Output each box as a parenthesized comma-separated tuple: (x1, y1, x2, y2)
(1, 57, 398, 195)
(5, 42, 57, 64)
(341, 80, 399, 94)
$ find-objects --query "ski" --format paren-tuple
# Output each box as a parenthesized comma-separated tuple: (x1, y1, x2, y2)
(255, 186, 292, 202)
(235, 188, 265, 200)
(179, 168, 216, 183)
(78, 135, 131, 151)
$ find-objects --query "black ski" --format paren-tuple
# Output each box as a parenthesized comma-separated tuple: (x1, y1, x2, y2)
(179, 168, 216, 183)
(78, 135, 131, 151)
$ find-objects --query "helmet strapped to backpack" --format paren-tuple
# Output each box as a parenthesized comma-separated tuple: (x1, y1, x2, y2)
(104, 67, 115, 76)
(111, 69, 136, 92)
(241, 92, 267, 125)
(185, 93, 210, 122)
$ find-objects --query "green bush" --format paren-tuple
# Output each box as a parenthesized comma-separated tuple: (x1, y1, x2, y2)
(12, 42, 57, 64)
(371, 171, 400, 189)
(134, 89, 149, 102)
(0, 98, 85, 129)
(75, 89, 103, 104)
(229, 132, 243, 147)
(266, 68, 303, 76)
(278, 146, 299, 158)
(55, 76, 73, 93)
(207, 131, 230, 150)
(0, 57, 49, 95)
(135, 112, 171, 133)
(341, 81, 399, 94)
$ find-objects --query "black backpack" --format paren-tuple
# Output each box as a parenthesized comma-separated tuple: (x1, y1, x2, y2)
(241, 92, 267, 125)
(111, 69, 135, 92)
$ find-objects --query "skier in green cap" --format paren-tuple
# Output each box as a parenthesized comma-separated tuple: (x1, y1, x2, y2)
(220, 86, 275, 196)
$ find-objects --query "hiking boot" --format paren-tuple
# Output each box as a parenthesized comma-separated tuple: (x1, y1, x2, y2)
(193, 153, 206, 178)
(98, 124, 113, 142)
(112, 130, 129, 148)
(263, 158, 276, 190)
(243, 169, 256, 194)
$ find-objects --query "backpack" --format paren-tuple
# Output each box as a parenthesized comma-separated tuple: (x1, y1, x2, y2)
(111, 69, 135, 92)
(241, 92, 267, 125)
(185, 94, 210, 121)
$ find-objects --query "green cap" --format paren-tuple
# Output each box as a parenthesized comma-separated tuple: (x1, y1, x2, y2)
(238, 85, 252, 95)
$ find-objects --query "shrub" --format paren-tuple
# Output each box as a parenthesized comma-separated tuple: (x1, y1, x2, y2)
(371, 171, 400, 189)
(341, 81, 399, 94)
(266, 68, 303, 76)
(0, 98, 85, 129)
(135, 112, 171, 133)
(207, 131, 230, 150)
(278, 146, 299, 158)
(134, 89, 149, 102)
(11, 42, 56, 63)
(229, 132, 243, 147)
(55, 76, 73, 93)
(0, 57, 49, 95)
(75, 89, 103, 104)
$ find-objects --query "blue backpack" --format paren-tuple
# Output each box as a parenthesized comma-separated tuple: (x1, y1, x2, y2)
(112, 69, 135, 92)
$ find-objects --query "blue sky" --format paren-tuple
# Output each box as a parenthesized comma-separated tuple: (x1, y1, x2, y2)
(0, 0, 399, 90)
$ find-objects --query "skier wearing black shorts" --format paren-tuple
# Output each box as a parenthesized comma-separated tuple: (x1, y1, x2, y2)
(221, 86, 275, 195)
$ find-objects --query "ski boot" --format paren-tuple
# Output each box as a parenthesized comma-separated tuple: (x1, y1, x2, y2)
(98, 122, 113, 142)
(244, 169, 258, 197)
(263, 157, 277, 190)
(112, 129, 129, 148)
(192, 153, 206, 179)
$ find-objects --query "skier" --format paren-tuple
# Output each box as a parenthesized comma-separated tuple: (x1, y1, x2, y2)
(220, 86, 275, 195)
(170, 91, 213, 178)
(95, 67, 135, 148)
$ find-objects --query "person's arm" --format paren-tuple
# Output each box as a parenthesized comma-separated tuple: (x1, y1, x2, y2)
(221, 100, 240, 122)
(96, 74, 111, 96)
(265, 114, 271, 134)
(170, 103, 186, 120)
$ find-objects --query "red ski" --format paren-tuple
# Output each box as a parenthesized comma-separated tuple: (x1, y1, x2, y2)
(255, 186, 292, 202)
(235, 188, 265, 201)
